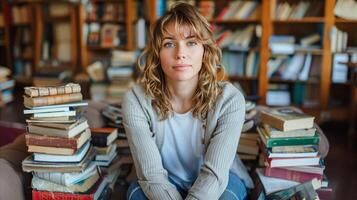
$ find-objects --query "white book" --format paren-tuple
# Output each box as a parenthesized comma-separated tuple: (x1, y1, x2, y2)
(25, 101, 88, 109)
(33, 142, 90, 162)
(268, 151, 318, 158)
(298, 53, 312, 81)
(332, 53, 349, 83)
(256, 168, 299, 195)
(94, 153, 117, 167)
(269, 156, 320, 168)
(34, 162, 98, 186)
(32, 110, 76, 118)
(24, 106, 70, 114)
(282, 54, 305, 80)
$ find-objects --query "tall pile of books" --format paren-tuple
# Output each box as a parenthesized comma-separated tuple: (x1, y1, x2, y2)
(101, 105, 133, 182)
(254, 107, 332, 199)
(21, 83, 110, 200)
(237, 100, 260, 162)
(90, 127, 121, 189)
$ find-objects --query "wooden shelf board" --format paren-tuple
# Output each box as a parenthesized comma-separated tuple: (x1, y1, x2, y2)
(87, 45, 126, 50)
(211, 19, 261, 24)
(229, 76, 258, 81)
(273, 17, 324, 23)
(85, 19, 125, 24)
(335, 18, 357, 23)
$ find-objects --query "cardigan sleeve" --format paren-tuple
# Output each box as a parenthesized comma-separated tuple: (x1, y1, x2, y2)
(122, 90, 183, 200)
(186, 89, 246, 200)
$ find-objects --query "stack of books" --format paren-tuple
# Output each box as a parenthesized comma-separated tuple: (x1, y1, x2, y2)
(21, 83, 110, 200)
(255, 107, 332, 199)
(91, 127, 121, 189)
(102, 104, 133, 183)
(237, 101, 260, 161)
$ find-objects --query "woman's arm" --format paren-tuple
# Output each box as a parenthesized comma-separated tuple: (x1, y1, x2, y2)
(186, 89, 246, 200)
(122, 90, 183, 200)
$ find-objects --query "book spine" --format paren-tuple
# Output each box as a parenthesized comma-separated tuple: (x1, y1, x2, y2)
(266, 135, 320, 147)
(25, 83, 81, 97)
(24, 93, 83, 107)
(32, 189, 93, 200)
(25, 134, 77, 149)
(91, 134, 108, 147)
(264, 167, 323, 183)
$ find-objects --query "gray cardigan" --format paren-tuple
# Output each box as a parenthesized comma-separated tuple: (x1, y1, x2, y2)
(122, 82, 253, 200)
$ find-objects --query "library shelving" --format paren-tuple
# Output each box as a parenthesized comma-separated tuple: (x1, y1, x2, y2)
(148, 0, 356, 122)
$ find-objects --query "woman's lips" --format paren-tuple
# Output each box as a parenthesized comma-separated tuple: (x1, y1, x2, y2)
(172, 64, 191, 70)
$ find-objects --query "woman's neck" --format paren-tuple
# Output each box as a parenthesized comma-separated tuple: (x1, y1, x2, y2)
(167, 80, 198, 114)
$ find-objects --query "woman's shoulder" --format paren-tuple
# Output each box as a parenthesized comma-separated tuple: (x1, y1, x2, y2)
(123, 83, 152, 106)
(218, 81, 245, 104)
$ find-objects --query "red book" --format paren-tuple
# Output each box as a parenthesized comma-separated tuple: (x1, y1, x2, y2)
(264, 167, 323, 183)
(316, 187, 333, 200)
(32, 178, 108, 200)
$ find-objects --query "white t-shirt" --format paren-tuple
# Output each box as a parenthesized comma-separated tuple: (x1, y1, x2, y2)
(160, 111, 204, 190)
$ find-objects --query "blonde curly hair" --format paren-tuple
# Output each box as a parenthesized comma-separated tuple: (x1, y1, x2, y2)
(138, 2, 224, 120)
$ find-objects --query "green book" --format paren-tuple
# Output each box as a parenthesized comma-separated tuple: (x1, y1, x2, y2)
(257, 126, 320, 148)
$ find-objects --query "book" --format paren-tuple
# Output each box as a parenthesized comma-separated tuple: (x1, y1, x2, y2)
(26, 116, 77, 123)
(91, 127, 118, 147)
(256, 168, 300, 195)
(27, 119, 89, 138)
(24, 83, 81, 97)
(32, 171, 99, 193)
(95, 143, 117, 155)
(264, 167, 323, 183)
(257, 127, 320, 147)
(94, 153, 118, 167)
(26, 129, 90, 153)
(32, 178, 109, 200)
(25, 101, 88, 109)
(24, 93, 83, 108)
(22, 146, 95, 173)
(24, 106, 70, 114)
(33, 142, 91, 162)
(260, 107, 315, 131)
(266, 156, 320, 168)
(266, 178, 320, 200)
(32, 110, 76, 118)
(34, 162, 98, 186)
(263, 124, 316, 138)
(95, 144, 117, 161)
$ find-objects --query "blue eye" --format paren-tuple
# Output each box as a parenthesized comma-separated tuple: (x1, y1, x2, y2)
(163, 42, 175, 48)
(187, 41, 198, 46)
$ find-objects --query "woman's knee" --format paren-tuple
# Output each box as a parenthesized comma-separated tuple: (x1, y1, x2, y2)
(219, 172, 248, 200)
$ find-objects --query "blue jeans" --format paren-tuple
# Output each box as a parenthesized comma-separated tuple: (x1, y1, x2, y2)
(127, 172, 248, 200)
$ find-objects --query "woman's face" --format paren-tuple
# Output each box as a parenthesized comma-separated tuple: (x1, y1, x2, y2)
(159, 23, 204, 84)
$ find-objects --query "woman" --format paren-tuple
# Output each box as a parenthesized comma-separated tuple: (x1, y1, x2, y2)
(123, 3, 253, 200)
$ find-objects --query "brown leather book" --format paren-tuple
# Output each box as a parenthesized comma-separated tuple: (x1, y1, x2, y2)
(24, 83, 81, 97)
(25, 129, 91, 150)
(23, 93, 83, 108)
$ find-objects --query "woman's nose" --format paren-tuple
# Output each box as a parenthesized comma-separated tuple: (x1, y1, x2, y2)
(175, 44, 187, 59)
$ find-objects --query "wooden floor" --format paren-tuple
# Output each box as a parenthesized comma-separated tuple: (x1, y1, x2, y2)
(1, 89, 356, 200)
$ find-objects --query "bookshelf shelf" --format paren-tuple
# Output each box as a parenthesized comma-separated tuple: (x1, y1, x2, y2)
(87, 45, 127, 50)
(229, 76, 258, 81)
(334, 18, 357, 24)
(85, 19, 126, 24)
(273, 17, 325, 24)
(212, 19, 261, 24)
